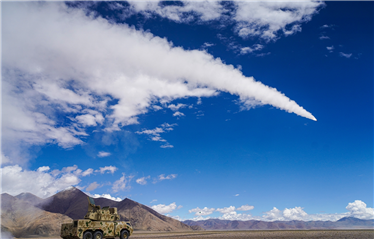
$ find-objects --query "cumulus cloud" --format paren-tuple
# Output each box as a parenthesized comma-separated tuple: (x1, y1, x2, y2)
(0, 164, 81, 198)
(126, 1, 323, 41)
(136, 176, 150, 185)
(151, 202, 179, 214)
(3, 2, 317, 164)
(168, 103, 187, 111)
(237, 205, 254, 211)
(95, 166, 118, 174)
(97, 151, 111, 157)
(90, 193, 122, 202)
(112, 173, 133, 192)
(262, 200, 374, 221)
(189, 207, 216, 216)
(86, 182, 100, 192)
(346, 200, 374, 220)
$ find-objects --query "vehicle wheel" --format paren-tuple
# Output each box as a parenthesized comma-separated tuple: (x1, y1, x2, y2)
(120, 230, 129, 239)
(93, 231, 103, 239)
(83, 231, 93, 239)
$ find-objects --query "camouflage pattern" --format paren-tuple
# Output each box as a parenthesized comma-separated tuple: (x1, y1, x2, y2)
(61, 220, 133, 239)
(61, 197, 133, 239)
(85, 207, 120, 221)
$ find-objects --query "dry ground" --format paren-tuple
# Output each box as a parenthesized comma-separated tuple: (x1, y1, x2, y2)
(15, 230, 374, 239)
(131, 230, 374, 239)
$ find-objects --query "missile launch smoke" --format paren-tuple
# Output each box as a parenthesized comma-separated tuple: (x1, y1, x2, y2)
(2, 2, 316, 160)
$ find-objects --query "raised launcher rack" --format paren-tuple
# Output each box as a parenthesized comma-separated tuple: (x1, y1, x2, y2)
(84, 197, 120, 221)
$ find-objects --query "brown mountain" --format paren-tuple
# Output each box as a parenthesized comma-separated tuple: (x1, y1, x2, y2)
(1, 193, 72, 238)
(183, 217, 374, 230)
(15, 192, 44, 206)
(37, 187, 201, 231)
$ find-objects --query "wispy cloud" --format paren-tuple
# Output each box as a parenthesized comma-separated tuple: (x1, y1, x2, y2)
(112, 173, 133, 192)
(153, 174, 177, 183)
(98, 151, 111, 157)
(240, 44, 264, 55)
(326, 46, 334, 53)
(339, 52, 352, 58)
(86, 182, 100, 191)
(95, 166, 117, 174)
(136, 176, 150, 185)
(136, 123, 177, 148)
(319, 35, 330, 40)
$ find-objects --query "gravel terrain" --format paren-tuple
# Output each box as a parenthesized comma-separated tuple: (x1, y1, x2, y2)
(14, 230, 374, 239)
(131, 230, 374, 239)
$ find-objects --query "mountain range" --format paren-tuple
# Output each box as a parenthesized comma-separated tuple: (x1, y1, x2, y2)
(1, 187, 373, 238)
(1, 187, 200, 238)
(184, 217, 374, 230)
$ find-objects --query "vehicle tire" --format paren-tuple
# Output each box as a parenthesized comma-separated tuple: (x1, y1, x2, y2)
(93, 231, 103, 239)
(120, 230, 129, 239)
(83, 231, 93, 239)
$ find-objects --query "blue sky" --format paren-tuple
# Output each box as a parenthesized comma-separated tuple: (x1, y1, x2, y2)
(1, 1, 373, 221)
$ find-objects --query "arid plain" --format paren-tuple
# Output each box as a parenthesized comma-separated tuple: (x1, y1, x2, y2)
(15, 230, 374, 239)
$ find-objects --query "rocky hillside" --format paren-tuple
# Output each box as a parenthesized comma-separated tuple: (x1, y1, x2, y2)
(1, 193, 72, 238)
(183, 217, 374, 230)
(36, 187, 201, 231)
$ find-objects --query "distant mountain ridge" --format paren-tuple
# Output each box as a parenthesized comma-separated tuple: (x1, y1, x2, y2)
(183, 217, 374, 230)
(1, 193, 72, 238)
(1, 187, 203, 238)
(11, 187, 200, 232)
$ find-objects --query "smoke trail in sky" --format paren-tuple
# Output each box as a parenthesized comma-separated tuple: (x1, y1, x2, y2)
(2, 2, 316, 163)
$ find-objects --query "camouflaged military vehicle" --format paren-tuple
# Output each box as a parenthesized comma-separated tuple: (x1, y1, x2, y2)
(61, 197, 133, 239)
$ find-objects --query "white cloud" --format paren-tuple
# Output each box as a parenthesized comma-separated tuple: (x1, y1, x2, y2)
(189, 207, 216, 216)
(320, 35, 330, 40)
(326, 46, 334, 52)
(127, 1, 323, 41)
(173, 111, 185, 117)
(1, 153, 11, 165)
(158, 174, 177, 181)
(95, 166, 117, 174)
(216, 206, 236, 214)
(262, 201, 374, 221)
(112, 173, 133, 192)
(98, 151, 111, 157)
(3, 2, 317, 164)
(240, 44, 264, 55)
(75, 111, 104, 127)
(136, 123, 177, 147)
(136, 176, 150, 185)
(82, 168, 94, 176)
(234, 194, 239, 197)
(168, 103, 187, 111)
(152, 105, 163, 111)
(234, 1, 323, 40)
(151, 202, 178, 214)
(150, 199, 157, 203)
(346, 200, 374, 220)
(160, 144, 174, 148)
(237, 205, 254, 211)
(339, 52, 352, 58)
(86, 182, 100, 192)
(0, 164, 81, 198)
(91, 193, 122, 202)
